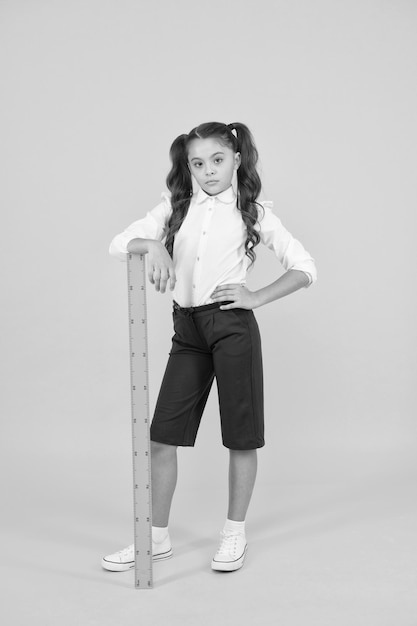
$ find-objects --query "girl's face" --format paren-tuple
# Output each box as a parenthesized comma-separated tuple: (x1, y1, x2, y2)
(187, 137, 240, 196)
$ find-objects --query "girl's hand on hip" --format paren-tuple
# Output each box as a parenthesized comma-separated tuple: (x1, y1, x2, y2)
(147, 241, 176, 293)
(211, 284, 259, 310)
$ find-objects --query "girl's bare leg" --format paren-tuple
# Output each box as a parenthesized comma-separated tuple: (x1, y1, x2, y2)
(227, 449, 258, 521)
(151, 441, 178, 527)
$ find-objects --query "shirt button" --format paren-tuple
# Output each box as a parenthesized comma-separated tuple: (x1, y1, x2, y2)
(197, 257, 200, 261)
(193, 284, 196, 288)
(203, 231, 206, 235)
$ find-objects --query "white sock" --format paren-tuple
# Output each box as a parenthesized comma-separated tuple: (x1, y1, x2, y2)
(223, 518, 246, 535)
(152, 525, 168, 543)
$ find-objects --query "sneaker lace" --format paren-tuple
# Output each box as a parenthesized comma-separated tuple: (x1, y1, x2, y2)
(216, 531, 243, 556)
(119, 544, 133, 557)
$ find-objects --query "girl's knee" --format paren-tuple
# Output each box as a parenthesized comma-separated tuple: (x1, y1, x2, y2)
(229, 448, 257, 456)
(151, 441, 178, 455)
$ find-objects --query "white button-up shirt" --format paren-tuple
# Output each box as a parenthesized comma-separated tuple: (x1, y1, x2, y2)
(109, 185, 317, 307)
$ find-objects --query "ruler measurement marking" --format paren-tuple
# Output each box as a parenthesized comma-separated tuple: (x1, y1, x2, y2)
(127, 253, 153, 589)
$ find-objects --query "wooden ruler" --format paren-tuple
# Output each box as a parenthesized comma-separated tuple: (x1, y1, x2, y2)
(126, 253, 153, 589)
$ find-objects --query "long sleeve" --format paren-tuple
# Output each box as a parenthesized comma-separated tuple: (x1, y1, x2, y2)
(258, 202, 317, 287)
(109, 192, 172, 261)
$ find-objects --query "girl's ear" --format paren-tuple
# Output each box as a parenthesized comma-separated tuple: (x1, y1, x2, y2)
(234, 152, 241, 170)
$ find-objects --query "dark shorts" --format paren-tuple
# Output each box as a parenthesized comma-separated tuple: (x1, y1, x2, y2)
(150, 301, 265, 450)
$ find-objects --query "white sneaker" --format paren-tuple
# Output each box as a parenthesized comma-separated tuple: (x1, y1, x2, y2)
(101, 534, 173, 572)
(211, 530, 247, 572)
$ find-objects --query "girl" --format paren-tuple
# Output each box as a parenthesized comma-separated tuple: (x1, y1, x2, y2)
(102, 122, 317, 573)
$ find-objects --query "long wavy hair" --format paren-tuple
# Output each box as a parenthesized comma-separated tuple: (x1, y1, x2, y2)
(164, 121, 263, 266)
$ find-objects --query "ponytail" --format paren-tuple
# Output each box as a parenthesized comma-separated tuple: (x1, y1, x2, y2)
(228, 122, 263, 266)
(165, 134, 192, 258)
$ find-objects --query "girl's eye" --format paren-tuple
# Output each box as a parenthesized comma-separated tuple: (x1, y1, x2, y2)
(214, 158, 223, 164)
(193, 162, 202, 168)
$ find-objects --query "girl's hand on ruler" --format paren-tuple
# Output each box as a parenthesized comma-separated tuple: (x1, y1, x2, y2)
(211, 284, 259, 310)
(147, 241, 176, 293)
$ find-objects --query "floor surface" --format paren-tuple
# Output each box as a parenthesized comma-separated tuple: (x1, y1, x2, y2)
(2, 475, 417, 626)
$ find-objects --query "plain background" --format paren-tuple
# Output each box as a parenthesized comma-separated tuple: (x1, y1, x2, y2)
(1, 1, 416, 624)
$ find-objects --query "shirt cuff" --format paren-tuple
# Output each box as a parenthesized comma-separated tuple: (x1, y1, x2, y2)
(302, 271, 313, 287)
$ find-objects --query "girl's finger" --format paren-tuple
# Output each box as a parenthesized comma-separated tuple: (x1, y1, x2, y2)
(169, 267, 177, 290)
(159, 270, 169, 293)
(212, 286, 238, 296)
(215, 283, 239, 292)
(219, 303, 237, 310)
(213, 292, 233, 301)
(153, 268, 161, 291)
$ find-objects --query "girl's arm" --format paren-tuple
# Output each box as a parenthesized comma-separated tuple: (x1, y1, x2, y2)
(255, 202, 317, 288)
(108, 192, 171, 261)
(127, 239, 176, 293)
(251, 269, 310, 307)
(109, 193, 175, 292)
(211, 269, 309, 310)
(212, 201, 317, 309)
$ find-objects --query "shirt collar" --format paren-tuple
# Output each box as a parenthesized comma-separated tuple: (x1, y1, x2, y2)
(194, 185, 237, 205)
